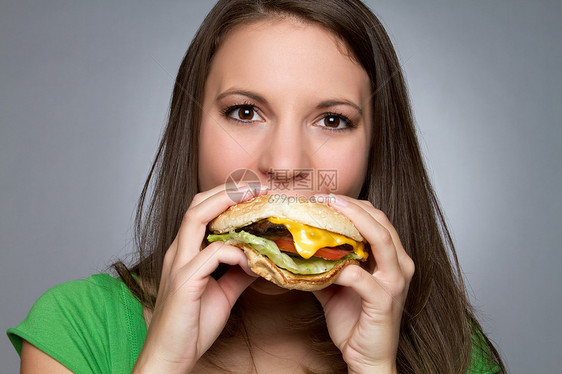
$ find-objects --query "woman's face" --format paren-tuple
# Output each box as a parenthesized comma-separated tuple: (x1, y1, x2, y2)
(199, 17, 371, 199)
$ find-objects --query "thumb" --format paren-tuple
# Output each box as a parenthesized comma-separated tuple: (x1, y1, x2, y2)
(312, 286, 338, 308)
(217, 265, 259, 307)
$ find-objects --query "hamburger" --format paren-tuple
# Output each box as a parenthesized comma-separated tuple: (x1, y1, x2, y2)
(207, 195, 369, 291)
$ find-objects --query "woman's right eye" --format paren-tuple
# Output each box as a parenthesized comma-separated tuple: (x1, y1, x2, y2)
(223, 104, 264, 123)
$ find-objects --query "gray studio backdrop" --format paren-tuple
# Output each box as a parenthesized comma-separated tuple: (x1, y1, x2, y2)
(1, 1, 561, 372)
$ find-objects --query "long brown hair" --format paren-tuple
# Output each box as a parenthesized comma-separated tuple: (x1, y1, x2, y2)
(113, 0, 505, 372)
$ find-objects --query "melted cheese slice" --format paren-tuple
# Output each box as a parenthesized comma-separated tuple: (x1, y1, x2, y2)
(268, 217, 367, 260)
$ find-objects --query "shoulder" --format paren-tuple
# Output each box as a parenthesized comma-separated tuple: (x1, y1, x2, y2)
(44, 272, 124, 298)
(8, 273, 126, 353)
(8, 273, 145, 373)
(42, 272, 120, 295)
(18, 273, 127, 328)
(37, 273, 127, 308)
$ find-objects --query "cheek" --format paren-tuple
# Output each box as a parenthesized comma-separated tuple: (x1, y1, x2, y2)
(198, 118, 253, 191)
(315, 138, 369, 197)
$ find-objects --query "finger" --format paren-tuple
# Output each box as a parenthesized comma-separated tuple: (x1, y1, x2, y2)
(190, 181, 267, 209)
(312, 285, 336, 308)
(333, 264, 400, 306)
(189, 183, 232, 208)
(333, 265, 376, 301)
(168, 242, 251, 297)
(353, 200, 404, 251)
(352, 199, 415, 280)
(155, 242, 250, 317)
(217, 265, 258, 308)
(162, 183, 266, 290)
(312, 285, 361, 343)
(328, 195, 401, 276)
(172, 186, 268, 272)
(160, 185, 237, 296)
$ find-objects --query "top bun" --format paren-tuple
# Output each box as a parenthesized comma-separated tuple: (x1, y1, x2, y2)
(208, 194, 364, 242)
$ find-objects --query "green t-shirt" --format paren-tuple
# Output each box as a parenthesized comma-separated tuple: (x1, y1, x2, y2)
(7, 273, 501, 373)
(7, 274, 147, 373)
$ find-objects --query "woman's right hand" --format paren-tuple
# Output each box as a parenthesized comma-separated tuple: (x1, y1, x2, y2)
(133, 184, 265, 373)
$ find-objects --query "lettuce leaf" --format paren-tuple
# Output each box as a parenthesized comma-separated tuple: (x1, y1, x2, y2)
(207, 230, 361, 275)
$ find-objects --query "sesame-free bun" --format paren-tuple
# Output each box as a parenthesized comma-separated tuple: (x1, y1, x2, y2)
(208, 194, 364, 242)
(242, 244, 359, 291)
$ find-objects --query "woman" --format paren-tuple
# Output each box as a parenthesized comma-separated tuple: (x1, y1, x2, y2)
(9, 0, 505, 373)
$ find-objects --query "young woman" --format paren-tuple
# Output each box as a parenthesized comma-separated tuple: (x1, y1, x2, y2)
(9, 0, 505, 373)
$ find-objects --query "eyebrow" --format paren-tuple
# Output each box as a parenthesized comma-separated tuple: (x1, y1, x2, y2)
(216, 90, 363, 116)
(216, 90, 268, 104)
(316, 100, 363, 116)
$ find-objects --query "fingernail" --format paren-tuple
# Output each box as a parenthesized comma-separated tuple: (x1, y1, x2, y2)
(242, 184, 268, 199)
(329, 194, 349, 207)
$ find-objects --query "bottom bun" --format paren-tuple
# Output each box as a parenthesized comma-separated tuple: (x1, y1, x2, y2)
(241, 244, 358, 291)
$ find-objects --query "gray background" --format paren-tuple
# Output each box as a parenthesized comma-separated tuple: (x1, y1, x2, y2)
(1, 1, 560, 372)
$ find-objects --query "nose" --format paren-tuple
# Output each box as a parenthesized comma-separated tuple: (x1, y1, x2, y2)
(257, 118, 312, 191)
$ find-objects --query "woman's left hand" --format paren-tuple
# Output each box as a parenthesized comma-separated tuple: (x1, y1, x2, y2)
(312, 195, 415, 374)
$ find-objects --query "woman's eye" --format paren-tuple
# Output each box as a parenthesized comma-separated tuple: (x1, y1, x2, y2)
(314, 113, 355, 131)
(225, 105, 264, 122)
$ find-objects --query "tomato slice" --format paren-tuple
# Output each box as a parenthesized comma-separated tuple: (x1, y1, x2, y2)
(274, 238, 299, 253)
(315, 246, 353, 261)
(273, 238, 351, 261)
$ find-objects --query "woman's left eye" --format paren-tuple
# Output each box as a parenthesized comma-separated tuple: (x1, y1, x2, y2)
(223, 104, 264, 122)
(314, 113, 355, 131)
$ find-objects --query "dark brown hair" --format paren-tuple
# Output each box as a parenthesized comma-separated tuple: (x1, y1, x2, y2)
(113, 0, 505, 372)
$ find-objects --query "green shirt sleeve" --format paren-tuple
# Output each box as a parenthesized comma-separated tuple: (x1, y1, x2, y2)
(7, 273, 147, 374)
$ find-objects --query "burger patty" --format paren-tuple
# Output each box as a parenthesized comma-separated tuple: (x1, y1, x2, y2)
(240, 219, 353, 252)
(241, 219, 289, 238)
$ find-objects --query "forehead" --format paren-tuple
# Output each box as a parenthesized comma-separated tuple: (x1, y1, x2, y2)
(206, 18, 370, 104)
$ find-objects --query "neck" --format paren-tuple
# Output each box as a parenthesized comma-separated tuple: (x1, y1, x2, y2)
(239, 284, 322, 338)
(200, 283, 333, 373)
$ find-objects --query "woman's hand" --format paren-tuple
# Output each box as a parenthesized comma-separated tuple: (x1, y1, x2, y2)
(312, 195, 415, 374)
(133, 184, 265, 374)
